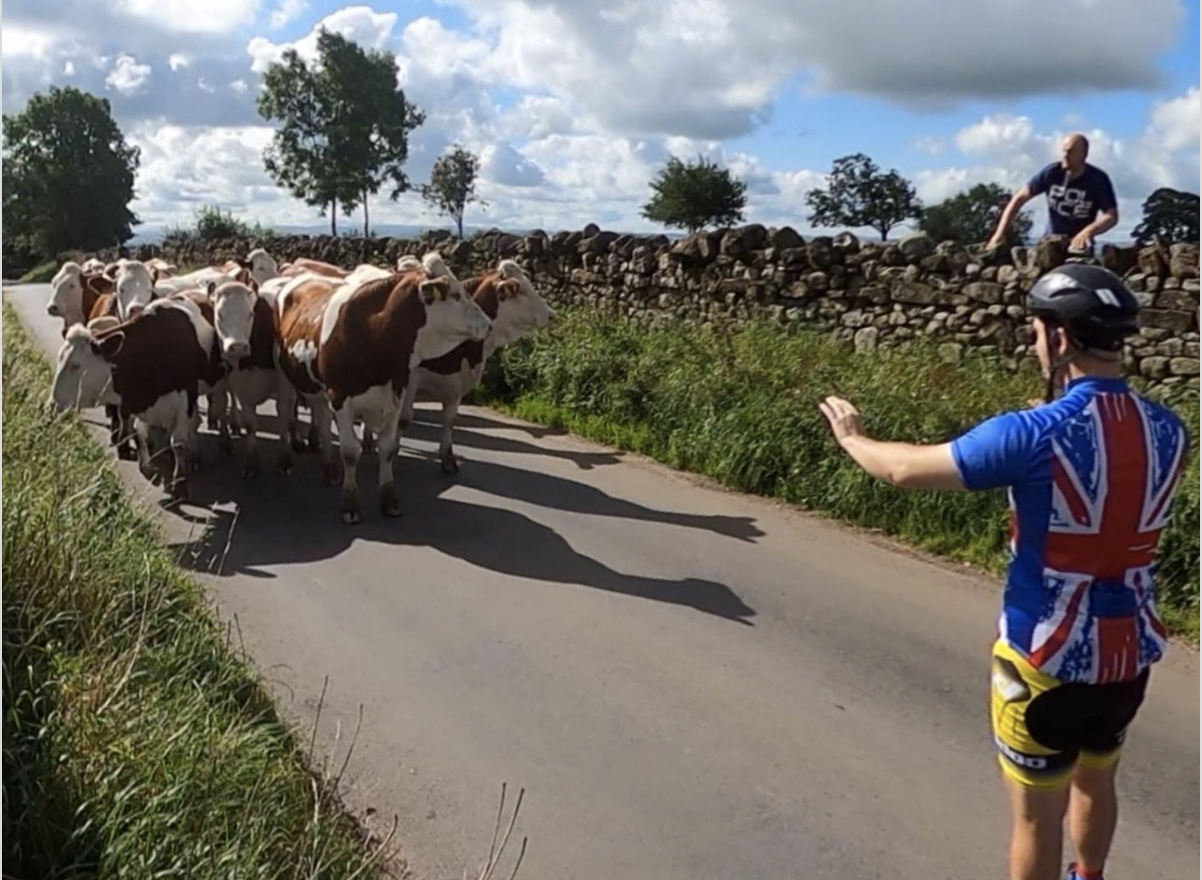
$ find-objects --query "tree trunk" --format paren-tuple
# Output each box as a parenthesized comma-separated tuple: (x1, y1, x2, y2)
(331, 198, 338, 237)
(880, 226, 888, 242)
(456, 214, 464, 240)
(363, 191, 369, 238)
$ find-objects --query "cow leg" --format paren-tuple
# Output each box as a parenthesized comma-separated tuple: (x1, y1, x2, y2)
(398, 374, 418, 433)
(334, 405, 362, 524)
(312, 398, 338, 486)
(439, 395, 462, 475)
(376, 401, 403, 517)
(209, 387, 232, 458)
(169, 408, 192, 503)
(135, 420, 158, 483)
(109, 406, 136, 460)
(276, 377, 298, 475)
(362, 424, 376, 455)
(239, 395, 260, 480)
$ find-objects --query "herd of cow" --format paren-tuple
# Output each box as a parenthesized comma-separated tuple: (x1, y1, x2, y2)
(44, 249, 555, 523)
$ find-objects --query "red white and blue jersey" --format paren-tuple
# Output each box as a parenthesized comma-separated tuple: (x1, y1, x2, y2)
(952, 376, 1189, 684)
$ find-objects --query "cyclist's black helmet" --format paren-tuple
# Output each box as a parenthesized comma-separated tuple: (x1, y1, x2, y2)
(1027, 263, 1140, 352)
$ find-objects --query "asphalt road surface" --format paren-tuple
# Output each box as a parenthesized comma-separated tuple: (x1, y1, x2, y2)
(7, 282, 1198, 880)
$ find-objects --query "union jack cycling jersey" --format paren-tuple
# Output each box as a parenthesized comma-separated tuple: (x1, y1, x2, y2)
(951, 376, 1190, 685)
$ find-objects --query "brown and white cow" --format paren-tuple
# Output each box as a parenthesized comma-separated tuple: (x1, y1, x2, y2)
(207, 279, 280, 478)
(47, 264, 120, 334)
(279, 257, 349, 279)
(397, 259, 555, 473)
(218, 248, 279, 286)
(49, 296, 227, 500)
(275, 253, 492, 523)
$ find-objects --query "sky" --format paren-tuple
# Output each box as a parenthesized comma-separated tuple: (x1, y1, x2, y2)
(2, 0, 1199, 239)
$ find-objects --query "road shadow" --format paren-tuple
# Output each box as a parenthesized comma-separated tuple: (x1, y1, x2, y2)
(404, 416, 622, 471)
(168, 445, 756, 625)
(435, 408, 561, 439)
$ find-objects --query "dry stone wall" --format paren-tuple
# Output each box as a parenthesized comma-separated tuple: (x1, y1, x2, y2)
(121, 224, 1200, 389)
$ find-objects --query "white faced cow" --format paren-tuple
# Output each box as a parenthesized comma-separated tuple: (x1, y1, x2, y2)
(47, 264, 120, 334)
(115, 261, 157, 320)
(275, 252, 491, 523)
(398, 259, 555, 473)
(49, 296, 227, 501)
(208, 279, 280, 478)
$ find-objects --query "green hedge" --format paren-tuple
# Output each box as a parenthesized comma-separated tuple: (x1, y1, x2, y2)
(2, 306, 385, 878)
(481, 309, 1199, 636)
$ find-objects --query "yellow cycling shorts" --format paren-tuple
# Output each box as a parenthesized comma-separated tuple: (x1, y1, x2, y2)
(989, 639, 1149, 791)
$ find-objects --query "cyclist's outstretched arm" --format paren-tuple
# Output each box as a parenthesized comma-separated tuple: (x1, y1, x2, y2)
(818, 396, 967, 491)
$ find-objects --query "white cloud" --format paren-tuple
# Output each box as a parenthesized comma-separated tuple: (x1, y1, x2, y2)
(480, 142, 547, 187)
(62, 60, 76, 76)
(248, 5, 398, 73)
(106, 54, 152, 95)
(169, 53, 190, 71)
(269, 0, 308, 29)
(198, 77, 216, 93)
(116, 0, 262, 33)
(1147, 86, 1200, 153)
(2, 24, 61, 59)
(231, 78, 249, 93)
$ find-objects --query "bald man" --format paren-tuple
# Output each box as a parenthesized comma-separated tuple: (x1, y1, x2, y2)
(988, 133, 1119, 255)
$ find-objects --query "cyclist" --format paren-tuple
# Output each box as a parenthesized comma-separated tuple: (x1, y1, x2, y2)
(817, 263, 1190, 880)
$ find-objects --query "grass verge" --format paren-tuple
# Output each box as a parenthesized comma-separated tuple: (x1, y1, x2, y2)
(2, 303, 390, 877)
(18, 260, 60, 283)
(478, 308, 1200, 639)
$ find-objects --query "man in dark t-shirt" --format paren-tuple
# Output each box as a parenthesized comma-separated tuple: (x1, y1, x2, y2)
(988, 133, 1119, 254)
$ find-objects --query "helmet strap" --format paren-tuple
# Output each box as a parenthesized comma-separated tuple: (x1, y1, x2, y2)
(1041, 325, 1078, 403)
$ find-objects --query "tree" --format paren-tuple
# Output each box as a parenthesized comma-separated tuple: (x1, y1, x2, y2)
(806, 153, 923, 241)
(640, 155, 747, 234)
(420, 145, 485, 238)
(921, 182, 1032, 246)
(2, 86, 140, 260)
(258, 29, 424, 236)
(1132, 187, 1200, 245)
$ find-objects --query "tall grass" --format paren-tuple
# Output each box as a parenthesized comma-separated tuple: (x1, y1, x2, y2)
(2, 305, 389, 878)
(481, 308, 1200, 636)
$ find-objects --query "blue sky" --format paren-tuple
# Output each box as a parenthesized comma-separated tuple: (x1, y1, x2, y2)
(3, 0, 1198, 238)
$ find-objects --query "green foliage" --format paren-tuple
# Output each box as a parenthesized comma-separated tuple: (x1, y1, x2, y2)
(806, 153, 923, 241)
(18, 259, 60, 283)
(1132, 187, 1200, 245)
(641, 155, 747, 234)
(257, 29, 424, 236)
(482, 309, 1199, 633)
(1, 308, 383, 877)
(921, 182, 1032, 246)
(420, 144, 485, 238)
(2, 86, 140, 261)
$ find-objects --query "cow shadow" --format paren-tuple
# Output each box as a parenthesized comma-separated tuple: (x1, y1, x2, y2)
(404, 417, 622, 471)
(169, 447, 756, 625)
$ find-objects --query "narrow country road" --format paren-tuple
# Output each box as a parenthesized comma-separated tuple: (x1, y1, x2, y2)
(7, 282, 1198, 880)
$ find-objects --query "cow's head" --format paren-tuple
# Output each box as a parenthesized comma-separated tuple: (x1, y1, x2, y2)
(210, 279, 259, 363)
(413, 253, 492, 360)
(81, 258, 106, 274)
(116, 263, 155, 319)
(245, 248, 279, 285)
(396, 255, 422, 272)
(47, 264, 85, 325)
(491, 259, 555, 346)
(49, 325, 121, 411)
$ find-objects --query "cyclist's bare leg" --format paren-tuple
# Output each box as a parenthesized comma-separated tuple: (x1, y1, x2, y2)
(1068, 761, 1119, 875)
(1008, 780, 1070, 880)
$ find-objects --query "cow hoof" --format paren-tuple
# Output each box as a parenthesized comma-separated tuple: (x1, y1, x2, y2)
(242, 461, 260, 480)
(379, 484, 402, 517)
(170, 479, 190, 503)
(340, 493, 361, 525)
(117, 444, 137, 461)
(321, 462, 340, 486)
(440, 453, 460, 475)
(277, 455, 294, 476)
